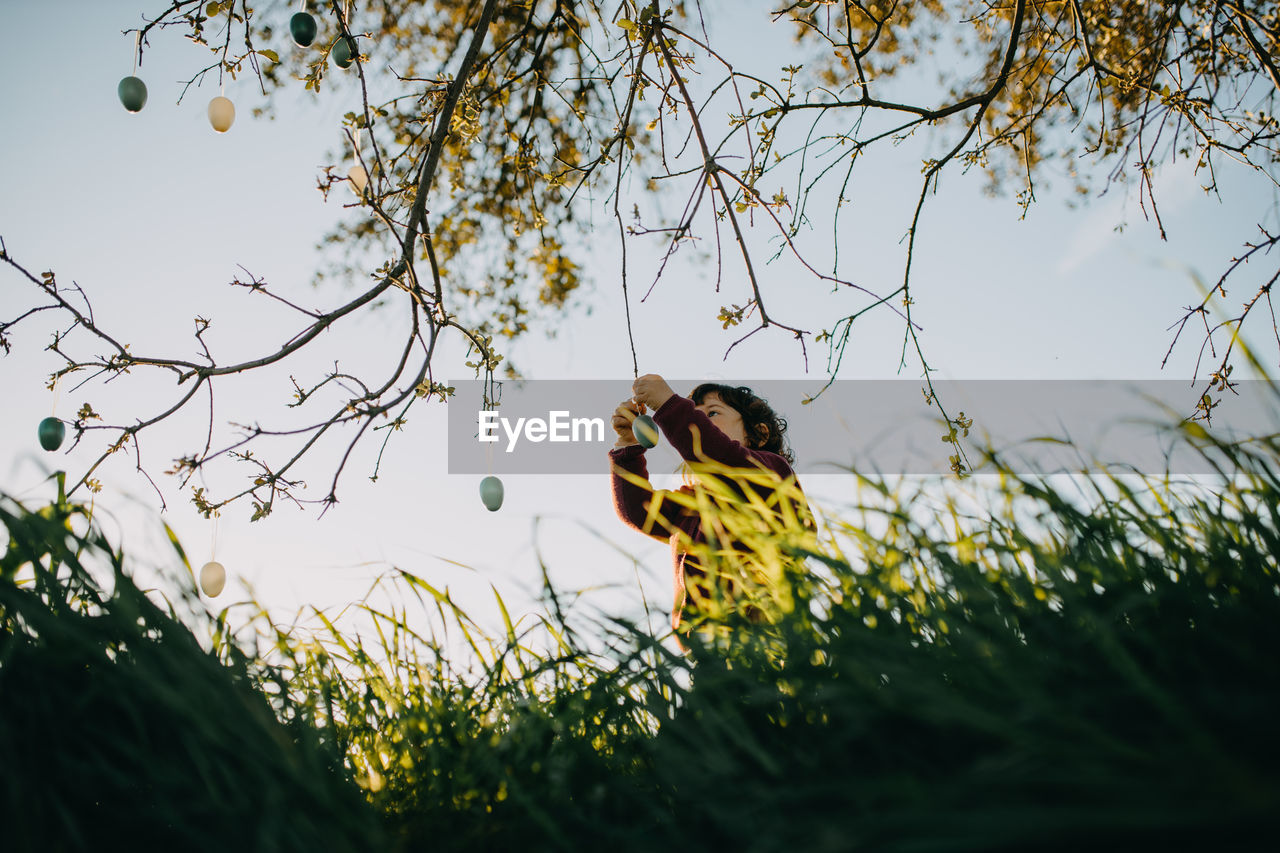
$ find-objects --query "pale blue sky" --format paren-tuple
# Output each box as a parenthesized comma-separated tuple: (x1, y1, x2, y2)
(3, 2, 1276, 636)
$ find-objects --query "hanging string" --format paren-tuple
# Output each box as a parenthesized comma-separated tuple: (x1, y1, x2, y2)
(132, 31, 139, 76)
(618, 238, 658, 447)
(620, 247, 640, 380)
(483, 374, 498, 476)
(50, 374, 61, 417)
(210, 510, 219, 562)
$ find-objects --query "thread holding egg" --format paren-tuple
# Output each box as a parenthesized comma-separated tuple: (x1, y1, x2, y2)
(118, 32, 147, 113)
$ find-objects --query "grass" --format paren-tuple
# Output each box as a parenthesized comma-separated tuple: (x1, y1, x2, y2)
(0, 476, 383, 851)
(4, 419, 1280, 851)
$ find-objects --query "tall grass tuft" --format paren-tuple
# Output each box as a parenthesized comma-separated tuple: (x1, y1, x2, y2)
(0, 480, 382, 851)
(5, 420, 1280, 851)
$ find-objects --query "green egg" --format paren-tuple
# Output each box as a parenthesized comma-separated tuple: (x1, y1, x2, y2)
(633, 414, 659, 448)
(38, 417, 66, 452)
(480, 475, 504, 512)
(289, 12, 317, 47)
(332, 35, 357, 69)
(117, 76, 148, 113)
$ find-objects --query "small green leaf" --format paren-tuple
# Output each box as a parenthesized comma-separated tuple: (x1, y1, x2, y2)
(258, 48, 279, 63)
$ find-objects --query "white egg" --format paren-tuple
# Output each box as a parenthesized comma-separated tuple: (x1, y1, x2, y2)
(200, 560, 227, 597)
(348, 164, 369, 193)
(208, 96, 236, 133)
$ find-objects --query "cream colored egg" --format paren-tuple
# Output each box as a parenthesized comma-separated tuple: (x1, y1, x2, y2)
(208, 96, 236, 133)
(199, 560, 227, 597)
(348, 164, 369, 193)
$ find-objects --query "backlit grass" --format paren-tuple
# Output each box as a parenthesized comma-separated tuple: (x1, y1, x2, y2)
(4, 421, 1279, 851)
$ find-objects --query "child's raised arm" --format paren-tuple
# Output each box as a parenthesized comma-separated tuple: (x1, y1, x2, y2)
(651, 394, 794, 481)
(609, 444, 691, 542)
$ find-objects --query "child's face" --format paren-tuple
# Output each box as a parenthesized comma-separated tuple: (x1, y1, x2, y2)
(694, 392, 748, 446)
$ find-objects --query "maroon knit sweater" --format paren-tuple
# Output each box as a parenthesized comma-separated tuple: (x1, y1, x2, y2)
(608, 393, 803, 631)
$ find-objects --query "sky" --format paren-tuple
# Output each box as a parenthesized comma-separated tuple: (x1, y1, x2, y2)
(2, 1, 1278, 643)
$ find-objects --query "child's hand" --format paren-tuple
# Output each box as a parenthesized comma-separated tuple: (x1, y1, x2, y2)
(611, 399, 642, 447)
(632, 374, 675, 412)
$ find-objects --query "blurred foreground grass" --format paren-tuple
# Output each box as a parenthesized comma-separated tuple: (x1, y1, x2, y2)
(4, 423, 1280, 851)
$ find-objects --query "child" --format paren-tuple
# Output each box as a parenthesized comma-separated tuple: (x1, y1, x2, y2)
(609, 374, 810, 638)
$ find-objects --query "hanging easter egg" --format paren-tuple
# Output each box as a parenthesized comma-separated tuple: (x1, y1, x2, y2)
(479, 475, 504, 512)
(118, 76, 148, 113)
(633, 414, 659, 449)
(289, 11, 318, 47)
(347, 164, 368, 194)
(38, 417, 66, 452)
(207, 96, 236, 133)
(199, 560, 227, 597)
(332, 35, 357, 69)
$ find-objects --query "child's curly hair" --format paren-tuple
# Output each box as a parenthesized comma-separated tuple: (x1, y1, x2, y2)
(690, 383, 795, 464)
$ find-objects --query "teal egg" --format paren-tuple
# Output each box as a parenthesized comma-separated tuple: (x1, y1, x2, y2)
(38, 417, 66, 452)
(633, 414, 659, 448)
(332, 35, 357, 68)
(479, 475, 504, 512)
(117, 76, 148, 113)
(289, 12, 317, 47)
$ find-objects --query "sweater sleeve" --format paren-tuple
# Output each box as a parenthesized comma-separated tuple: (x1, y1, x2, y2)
(609, 444, 689, 542)
(650, 393, 795, 482)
